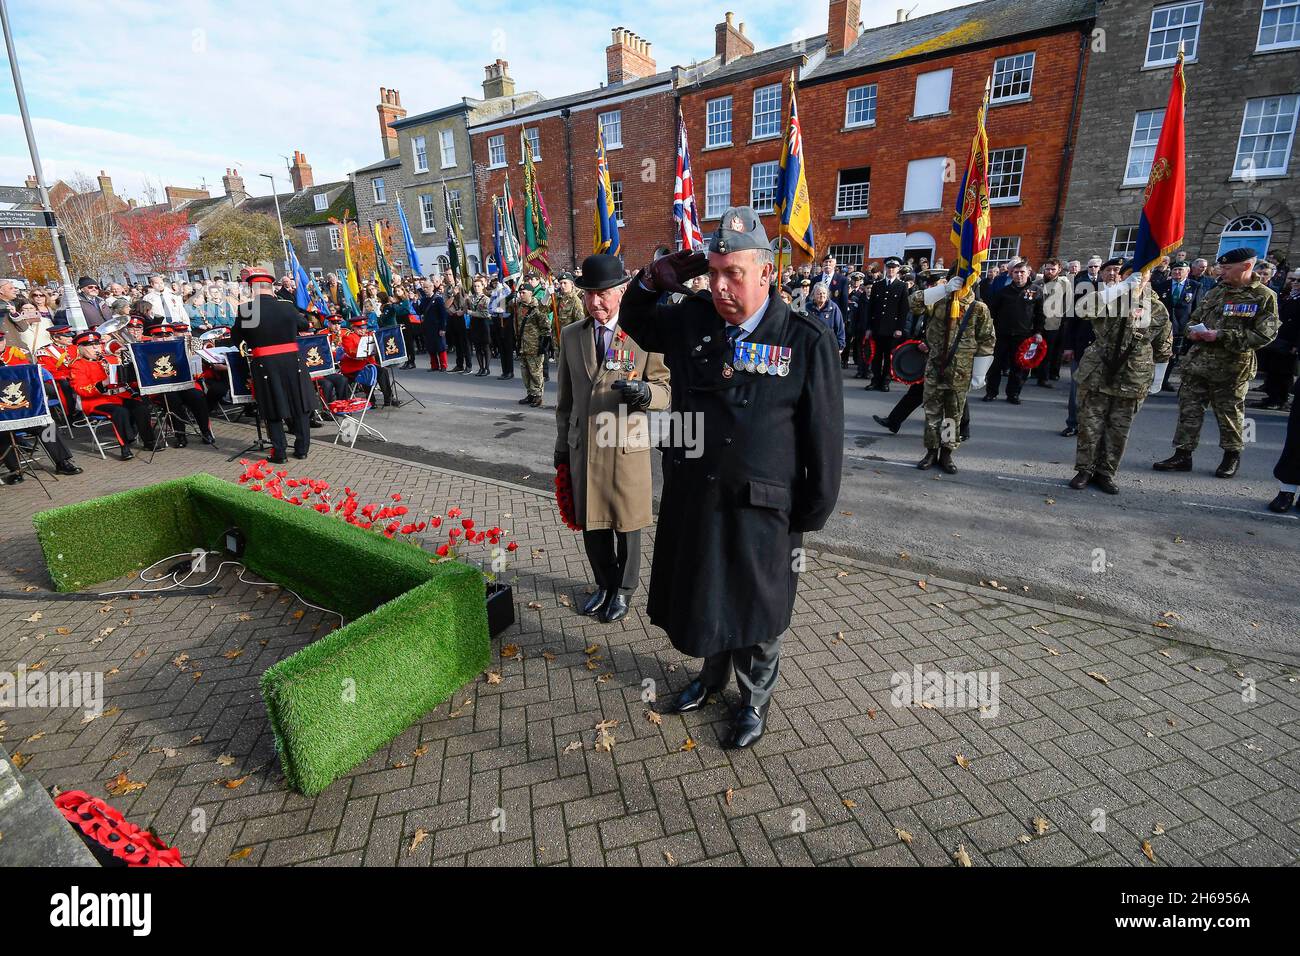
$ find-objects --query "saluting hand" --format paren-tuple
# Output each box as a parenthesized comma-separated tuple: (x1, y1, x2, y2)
(643, 250, 709, 295)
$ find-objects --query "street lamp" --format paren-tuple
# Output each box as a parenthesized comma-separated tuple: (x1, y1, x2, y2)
(259, 172, 289, 276)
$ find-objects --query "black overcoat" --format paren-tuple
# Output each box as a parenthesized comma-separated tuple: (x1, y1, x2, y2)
(229, 293, 313, 420)
(866, 277, 910, 338)
(618, 282, 844, 657)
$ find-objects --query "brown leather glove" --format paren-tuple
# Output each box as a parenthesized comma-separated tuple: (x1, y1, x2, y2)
(641, 250, 709, 295)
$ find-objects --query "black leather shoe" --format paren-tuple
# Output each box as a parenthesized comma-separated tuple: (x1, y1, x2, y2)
(174, 433, 188, 447)
(916, 449, 938, 470)
(1007, 395, 1021, 405)
(292, 451, 309, 460)
(1060, 426, 1078, 437)
(517, 395, 534, 405)
(55, 461, 83, 475)
(726, 703, 770, 749)
(1215, 451, 1240, 479)
(119, 448, 134, 462)
(1153, 450, 1192, 471)
(1, 472, 22, 485)
(600, 593, 629, 623)
(1068, 470, 1090, 490)
(666, 679, 718, 714)
(879, 383, 891, 392)
(529, 397, 543, 407)
(959, 429, 970, 442)
(268, 453, 288, 464)
(1268, 491, 1296, 513)
(982, 394, 997, 402)
(938, 448, 957, 474)
(581, 589, 610, 616)
(872, 414, 899, 434)
(1091, 473, 1119, 495)
(201, 431, 217, 445)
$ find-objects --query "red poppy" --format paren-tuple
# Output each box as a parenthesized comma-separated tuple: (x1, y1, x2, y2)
(506, 542, 518, 552)
(461, 518, 474, 531)
(392, 493, 402, 502)
(435, 544, 450, 557)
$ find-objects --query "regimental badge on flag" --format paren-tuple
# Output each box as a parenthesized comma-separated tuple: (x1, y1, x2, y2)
(673, 107, 704, 252)
(949, 79, 994, 314)
(774, 70, 814, 259)
(0, 364, 50, 432)
(1129, 51, 1186, 277)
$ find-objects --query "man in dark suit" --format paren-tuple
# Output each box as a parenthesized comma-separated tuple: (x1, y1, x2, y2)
(863, 256, 910, 391)
(1154, 260, 1201, 391)
(619, 206, 844, 749)
(229, 269, 313, 462)
(812, 254, 849, 318)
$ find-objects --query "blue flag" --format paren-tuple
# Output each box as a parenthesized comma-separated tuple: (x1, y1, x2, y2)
(396, 197, 423, 277)
(287, 243, 330, 315)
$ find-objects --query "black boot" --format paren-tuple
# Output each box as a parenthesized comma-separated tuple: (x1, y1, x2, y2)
(916, 449, 938, 470)
(581, 589, 610, 616)
(1069, 470, 1091, 490)
(1153, 449, 1193, 472)
(1091, 473, 1119, 494)
(1215, 451, 1240, 479)
(1267, 491, 1296, 513)
(872, 414, 899, 435)
(938, 447, 957, 474)
(55, 460, 83, 475)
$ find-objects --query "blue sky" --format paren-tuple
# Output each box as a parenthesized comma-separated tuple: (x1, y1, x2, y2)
(0, 0, 967, 201)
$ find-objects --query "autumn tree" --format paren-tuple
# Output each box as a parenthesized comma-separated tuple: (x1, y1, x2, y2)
(188, 207, 282, 273)
(56, 171, 124, 280)
(119, 207, 191, 275)
(16, 229, 58, 286)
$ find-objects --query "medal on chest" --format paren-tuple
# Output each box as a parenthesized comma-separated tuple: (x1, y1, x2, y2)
(731, 341, 791, 376)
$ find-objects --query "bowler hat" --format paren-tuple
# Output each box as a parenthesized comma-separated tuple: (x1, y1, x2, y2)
(574, 254, 628, 291)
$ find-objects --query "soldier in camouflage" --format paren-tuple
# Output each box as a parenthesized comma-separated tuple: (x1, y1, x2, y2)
(1154, 247, 1280, 478)
(1069, 258, 1172, 494)
(914, 267, 995, 474)
(555, 272, 585, 328)
(517, 284, 551, 408)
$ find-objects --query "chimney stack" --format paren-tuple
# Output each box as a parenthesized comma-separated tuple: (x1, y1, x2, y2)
(24, 174, 38, 190)
(377, 87, 406, 159)
(827, 0, 862, 57)
(290, 150, 314, 191)
(221, 168, 247, 202)
(715, 11, 755, 66)
(97, 170, 113, 197)
(606, 27, 656, 85)
(482, 59, 516, 99)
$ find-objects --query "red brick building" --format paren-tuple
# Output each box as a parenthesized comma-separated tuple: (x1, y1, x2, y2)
(469, 29, 678, 273)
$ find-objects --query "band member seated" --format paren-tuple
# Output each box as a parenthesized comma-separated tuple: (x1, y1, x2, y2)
(68, 330, 155, 460)
(0, 333, 82, 482)
(141, 323, 216, 446)
(36, 322, 80, 419)
(340, 316, 399, 407)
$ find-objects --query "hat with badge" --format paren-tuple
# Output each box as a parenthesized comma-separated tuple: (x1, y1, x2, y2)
(143, 323, 170, 338)
(574, 254, 628, 291)
(849, 271, 865, 281)
(921, 268, 948, 285)
(72, 330, 101, 346)
(556, 271, 575, 283)
(1217, 247, 1256, 265)
(709, 206, 769, 255)
(349, 316, 369, 328)
(1101, 257, 1125, 269)
(47, 322, 72, 336)
(883, 257, 902, 269)
(243, 268, 275, 285)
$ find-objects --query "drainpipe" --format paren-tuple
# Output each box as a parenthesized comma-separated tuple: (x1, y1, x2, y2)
(1048, 27, 1089, 255)
(562, 108, 577, 269)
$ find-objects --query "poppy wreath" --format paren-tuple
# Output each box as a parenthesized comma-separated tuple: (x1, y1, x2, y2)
(859, 334, 876, 369)
(1015, 336, 1047, 371)
(554, 462, 582, 531)
(889, 338, 927, 385)
(54, 790, 184, 867)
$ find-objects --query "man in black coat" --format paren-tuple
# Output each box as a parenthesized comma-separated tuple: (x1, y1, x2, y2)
(863, 256, 910, 391)
(1153, 261, 1201, 391)
(619, 206, 844, 750)
(812, 253, 849, 317)
(984, 260, 1043, 404)
(229, 269, 313, 462)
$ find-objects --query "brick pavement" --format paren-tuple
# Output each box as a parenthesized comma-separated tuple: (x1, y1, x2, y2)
(2, 419, 1298, 866)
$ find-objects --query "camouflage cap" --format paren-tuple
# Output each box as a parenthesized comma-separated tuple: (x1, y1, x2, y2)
(709, 206, 769, 255)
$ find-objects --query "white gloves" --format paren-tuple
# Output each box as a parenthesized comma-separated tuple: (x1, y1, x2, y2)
(946, 276, 965, 293)
(970, 354, 994, 390)
(1149, 363, 1168, 395)
(922, 284, 948, 307)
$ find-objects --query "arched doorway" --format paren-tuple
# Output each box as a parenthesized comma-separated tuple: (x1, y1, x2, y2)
(1217, 215, 1271, 260)
(903, 231, 936, 270)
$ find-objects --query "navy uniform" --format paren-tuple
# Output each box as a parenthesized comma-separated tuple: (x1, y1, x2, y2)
(863, 257, 909, 391)
(228, 269, 313, 462)
(619, 206, 844, 749)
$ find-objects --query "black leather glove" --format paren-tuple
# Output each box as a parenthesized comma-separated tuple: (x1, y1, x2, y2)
(641, 250, 708, 295)
(611, 378, 652, 410)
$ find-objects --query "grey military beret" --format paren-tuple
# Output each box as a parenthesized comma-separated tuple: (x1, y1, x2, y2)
(709, 206, 769, 255)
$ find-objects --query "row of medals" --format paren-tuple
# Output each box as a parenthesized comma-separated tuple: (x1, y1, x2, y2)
(732, 342, 790, 377)
(605, 349, 635, 372)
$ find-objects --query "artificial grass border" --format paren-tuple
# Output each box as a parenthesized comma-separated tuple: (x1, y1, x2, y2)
(33, 473, 491, 795)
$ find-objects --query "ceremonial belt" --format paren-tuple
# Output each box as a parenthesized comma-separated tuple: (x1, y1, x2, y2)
(251, 343, 297, 357)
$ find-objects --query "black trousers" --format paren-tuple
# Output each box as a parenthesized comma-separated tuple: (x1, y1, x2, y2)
(268, 414, 309, 458)
(886, 381, 970, 433)
(93, 399, 154, 448)
(447, 322, 470, 369)
(3, 429, 73, 471)
(1035, 329, 1061, 383)
(1261, 348, 1297, 404)
(699, 634, 782, 709)
(493, 317, 515, 375)
(156, 388, 211, 436)
(316, 373, 348, 405)
(987, 334, 1029, 399)
(869, 333, 894, 384)
(582, 528, 641, 594)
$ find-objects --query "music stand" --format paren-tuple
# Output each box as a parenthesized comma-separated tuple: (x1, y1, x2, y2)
(220, 348, 272, 461)
(376, 326, 426, 408)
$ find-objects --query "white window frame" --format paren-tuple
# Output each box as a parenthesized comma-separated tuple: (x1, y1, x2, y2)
(835, 168, 871, 216)
(913, 68, 952, 119)
(313, 193, 329, 211)
(1218, 215, 1273, 259)
(1110, 226, 1139, 260)
(305, 228, 318, 253)
(1258, 0, 1300, 51)
(845, 84, 877, 128)
(611, 180, 624, 227)
(448, 189, 463, 226)
(413, 135, 429, 173)
(439, 128, 456, 168)
(986, 237, 1021, 270)
(902, 157, 946, 212)
(371, 177, 386, 204)
(419, 194, 436, 233)
(826, 244, 864, 272)
(987, 146, 1026, 205)
(752, 84, 781, 140)
(599, 110, 623, 149)
(1124, 109, 1165, 186)
(990, 52, 1035, 103)
(1144, 1, 1202, 68)
(750, 161, 779, 213)
(488, 134, 506, 169)
(704, 168, 731, 219)
(523, 127, 541, 162)
(328, 225, 341, 251)
(706, 96, 733, 148)
(1232, 94, 1300, 178)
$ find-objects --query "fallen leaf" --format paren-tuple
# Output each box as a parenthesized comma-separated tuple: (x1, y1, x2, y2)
(866, 708, 877, 720)
(836, 571, 849, 578)
(842, 798, 857, 809)
(172, 652, 190, 670)
(1140, 839, 1156, 863)
(1161, 611, 1182, 620)
(28, 660, 46, 671)
(105, 772, 146, 796)
(840, 510, 853, 516)
(237, 613, 252, 622)
(1152, 823, 1165, 836)
(954, 753, 971, 769)
(663, 849, 677, 865)
(1158, 649, 1173, 658)
(725, 788, 734, 807)
(1017, 834, 1032, 844)
(595, 730, 615, 753)
(500, 644, 519, 658)
(585, 659, 601, 671)
(917, 580, 928, 590)
(409, 829, 430, 854)
(595, 673, 612, 684)
(679, 737, 696, 752)
(292, 610, 305, 620)
(1086, 671, 1110, 685)
(1044, 498, 1056, 505)
(54, 628, 70, 636)
(218, 776, 249, 790)
(485, 671, 502, 685)
(1153, 621, 1172, 629)
(526, 601, 542, 610)
(223, 647, 244, 660)
(392, 761, 409, 769)
(80, 706, 120, 725)
(584, 644, 600, 655)
(540, 651, 556, 662)
(413, 745, 428, 758)
(23, 611, 41, 623)
(147, 747, 179, 759)
(21, 585, 36, 592)
(563, 740, 583, 753)
(953, 844, 972, 867)
(24, 730, 44, 742)
(11, 751, 28, 770)
(1047, 647, 1061, 657)
(896, 828, 913, 844)
(188, 735, 204, 745)
(1032, 816, 1050, 835)
(216, 754, 235, 766)
(557, 594, 572, 608)
(228, 847, 253, 861)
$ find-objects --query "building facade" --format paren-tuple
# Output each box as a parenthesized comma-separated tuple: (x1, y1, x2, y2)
(1059, 0, 1300, 266)
(244, 152, 357, 280)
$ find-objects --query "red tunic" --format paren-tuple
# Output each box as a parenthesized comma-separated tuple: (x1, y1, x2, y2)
(69, 358, 133, 415)
(340, 330, 375, 376)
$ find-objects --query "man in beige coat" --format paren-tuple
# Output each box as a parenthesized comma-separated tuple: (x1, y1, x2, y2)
(555, 254, 671, 623)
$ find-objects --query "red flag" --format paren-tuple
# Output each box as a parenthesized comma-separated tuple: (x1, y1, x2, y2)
(1130, 52, 1186, 275)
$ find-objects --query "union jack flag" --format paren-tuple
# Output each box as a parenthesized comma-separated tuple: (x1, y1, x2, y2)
(672, 107, 704, 252)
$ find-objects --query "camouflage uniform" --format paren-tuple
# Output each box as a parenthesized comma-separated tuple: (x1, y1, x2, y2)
(1074, 284, 1172, 478)
(518, 305, 550, 399)
(556, 290, 585, 328)
(913, 289, 995, 450)
(1171, 279, 1279, 452)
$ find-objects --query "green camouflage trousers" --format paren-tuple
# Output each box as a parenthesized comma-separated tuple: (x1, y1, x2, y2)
(1075, 385, 1142, 478)
(923, 385, 966, 450)
(1173, 372, 1248, 452)
(521, 353, 545, 398)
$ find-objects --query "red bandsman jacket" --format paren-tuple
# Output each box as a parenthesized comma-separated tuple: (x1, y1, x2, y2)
(37, 343, 73, 379)
(69, 357, 133, 415)
(340, 329, 376, 376)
